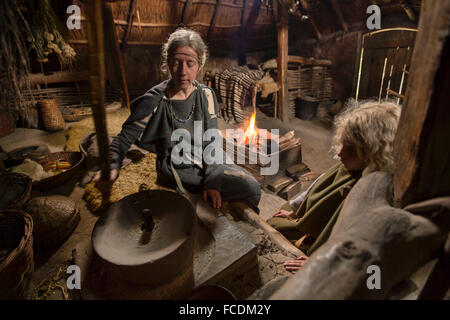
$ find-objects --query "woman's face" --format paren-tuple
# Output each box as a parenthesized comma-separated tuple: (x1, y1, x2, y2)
(338, 139, 365, 171)
(168, 46, 200, 91)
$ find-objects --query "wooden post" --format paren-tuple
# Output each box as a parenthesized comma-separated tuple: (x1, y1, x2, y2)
(86, 0, 111, 198)
(103, 2, 130, 109)
(277, 2, 289, 123)
(393, 0, 450, 207)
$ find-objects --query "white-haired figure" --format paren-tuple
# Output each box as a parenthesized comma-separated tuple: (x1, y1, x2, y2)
(95, 28, 261, 211)
(268, 101, 401, 272)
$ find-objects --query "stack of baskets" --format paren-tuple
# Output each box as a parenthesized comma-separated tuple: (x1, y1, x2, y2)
(0, 210, 34, 299)
(38, 99, 66, 131)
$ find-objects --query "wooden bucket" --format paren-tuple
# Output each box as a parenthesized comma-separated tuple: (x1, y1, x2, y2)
(38, 99, 66, 131)
(0, 210, 34, 299)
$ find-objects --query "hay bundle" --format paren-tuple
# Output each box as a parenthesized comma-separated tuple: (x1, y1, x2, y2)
(65, 108, 130, 152)
(83, 153, 172, 212)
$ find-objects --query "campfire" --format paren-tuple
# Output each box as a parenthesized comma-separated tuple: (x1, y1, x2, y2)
(221, 109, 303, 187)
(238, 110, 258, 145)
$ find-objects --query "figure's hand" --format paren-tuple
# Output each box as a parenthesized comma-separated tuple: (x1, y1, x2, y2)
(203, 189, 222, 209)
(93, 169, 119, 195)
(283, 255, 309, 274)
(273, 209, 295, 219)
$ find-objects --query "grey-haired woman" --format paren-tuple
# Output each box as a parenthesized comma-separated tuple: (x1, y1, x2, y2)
(95, 28, 261, 211)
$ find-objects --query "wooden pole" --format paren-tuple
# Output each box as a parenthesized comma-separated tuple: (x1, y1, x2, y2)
(277, 2, 289, 122)
(85, 0, 111, 198)
(103, 2, 130, 109)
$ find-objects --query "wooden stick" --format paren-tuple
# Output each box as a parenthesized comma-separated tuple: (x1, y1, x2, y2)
(230, 201, 305, 259)
(86, 0, 111, 204)
(277, 2, 289, 122)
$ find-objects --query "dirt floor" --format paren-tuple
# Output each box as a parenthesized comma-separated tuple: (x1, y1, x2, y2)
(2, 107, 335, 300)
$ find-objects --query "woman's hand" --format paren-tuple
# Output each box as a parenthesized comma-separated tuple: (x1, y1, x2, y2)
(283, 255, 309, 274)
(93, 169, 119, 195)
(203, 189, 222, 209)
(273, 209, 295, 219)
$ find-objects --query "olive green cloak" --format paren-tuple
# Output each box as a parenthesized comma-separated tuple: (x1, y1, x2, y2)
(267, 162, 361, 255)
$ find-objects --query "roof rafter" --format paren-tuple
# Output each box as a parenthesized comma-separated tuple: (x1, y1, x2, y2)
(330, 0, 348, 32)
(298, 0, 322, 39)
(207, 0, 222, 41)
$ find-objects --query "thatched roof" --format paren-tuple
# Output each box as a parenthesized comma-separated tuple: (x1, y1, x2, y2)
(60, 0, 421, 53)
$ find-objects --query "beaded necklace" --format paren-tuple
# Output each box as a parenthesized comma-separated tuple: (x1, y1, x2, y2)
(168, 90, 196, 123)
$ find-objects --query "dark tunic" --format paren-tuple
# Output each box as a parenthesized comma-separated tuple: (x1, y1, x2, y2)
(109, 80, 261, 208)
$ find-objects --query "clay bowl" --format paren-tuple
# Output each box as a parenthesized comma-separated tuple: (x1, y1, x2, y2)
(92, 190, 197, 287)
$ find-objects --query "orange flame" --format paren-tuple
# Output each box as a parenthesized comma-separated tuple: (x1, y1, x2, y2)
(239, 110, 258, 145)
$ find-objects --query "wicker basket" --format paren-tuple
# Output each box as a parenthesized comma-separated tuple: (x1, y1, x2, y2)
(0, 111, 15, 137)
(25, 196, 80, 249)
(0, 173, 32, 210)
(32, 152, 85, 191)
(0, 210, 34, 299)
(38, 99, 66, 131)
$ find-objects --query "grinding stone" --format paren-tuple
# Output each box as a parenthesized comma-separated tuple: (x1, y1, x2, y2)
(92, 190, 197, 286)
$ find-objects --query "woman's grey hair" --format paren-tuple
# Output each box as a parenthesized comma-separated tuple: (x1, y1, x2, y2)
(160, 28, 208, 75)
(331, 99, 401, 174)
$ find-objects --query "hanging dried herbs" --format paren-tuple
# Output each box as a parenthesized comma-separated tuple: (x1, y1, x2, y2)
(0, 0, 76, 123)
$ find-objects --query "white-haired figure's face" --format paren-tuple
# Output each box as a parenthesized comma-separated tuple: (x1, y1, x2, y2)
(168, 46, 200, 91)
(338, 139, 365, 171)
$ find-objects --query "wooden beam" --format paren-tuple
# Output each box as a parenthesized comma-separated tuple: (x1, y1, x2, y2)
(207, 0, 222, 42)
(330, 0, 348, 32)
(244, 0, 262, 29)
(299, 0, 322, 39)
(23, 71, 89, 86)
(85, 0, 111, 202)
(180, 0, 193, 26)
(103, 2, 130, 109)
(120, 0, 137, 51)
(393, 0, 450, 207)
(277, 1, 289, 122)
